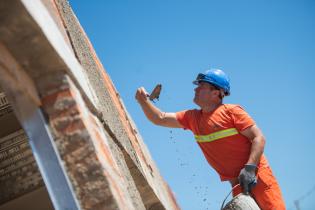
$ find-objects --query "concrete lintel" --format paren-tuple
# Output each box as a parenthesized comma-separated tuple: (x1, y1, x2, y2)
(0, 41, 80, 210)
(0, 43, 40, 108)
(50, 1, 180, 209)
(20, 0, 99, 108)
(0, 0, 99, 117)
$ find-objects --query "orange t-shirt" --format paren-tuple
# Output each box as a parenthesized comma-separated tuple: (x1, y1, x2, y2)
(176, 104, 268, 181)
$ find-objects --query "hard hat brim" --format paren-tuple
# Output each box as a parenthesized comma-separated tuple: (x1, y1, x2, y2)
(192, 79, 230, 96)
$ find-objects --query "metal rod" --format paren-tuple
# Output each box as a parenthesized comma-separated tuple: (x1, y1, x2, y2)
(21, 108, 80, 210)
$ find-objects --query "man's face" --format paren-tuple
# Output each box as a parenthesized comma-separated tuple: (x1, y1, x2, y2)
(193, 82, 219, 107)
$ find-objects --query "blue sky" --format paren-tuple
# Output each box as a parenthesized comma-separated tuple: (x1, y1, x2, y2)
(70, 1, 315, 209)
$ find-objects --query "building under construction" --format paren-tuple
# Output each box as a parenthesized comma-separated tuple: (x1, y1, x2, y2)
(0, 0, 180, 209)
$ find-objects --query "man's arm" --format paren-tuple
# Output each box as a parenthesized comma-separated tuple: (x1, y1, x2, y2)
(240, 125, 265, 165)
(238, 125, 265, 194)
(135, 87, 183, 128)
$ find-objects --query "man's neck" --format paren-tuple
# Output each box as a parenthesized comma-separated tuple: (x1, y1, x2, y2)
(201, 102, 222, 113)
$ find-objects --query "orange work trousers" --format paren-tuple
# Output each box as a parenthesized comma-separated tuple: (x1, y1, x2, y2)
(232, 166, 286, 210)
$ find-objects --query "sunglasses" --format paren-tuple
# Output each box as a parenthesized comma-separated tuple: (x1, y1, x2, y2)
(195, 73, 206, 81)
(195, 74, 220, 90)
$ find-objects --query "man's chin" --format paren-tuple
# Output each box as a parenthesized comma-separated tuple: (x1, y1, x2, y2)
(193, 98, 201, 107)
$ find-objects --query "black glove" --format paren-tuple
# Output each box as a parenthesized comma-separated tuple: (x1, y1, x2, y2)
(238, 164, 257, 194)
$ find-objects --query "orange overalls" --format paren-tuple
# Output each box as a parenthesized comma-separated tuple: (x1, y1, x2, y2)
(176, 104, 285, 210)
(231, 166, 285, 209)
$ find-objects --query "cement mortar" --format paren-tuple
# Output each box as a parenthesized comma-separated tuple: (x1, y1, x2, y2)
(223, 194, 260, 210)
(103, 131, 146, 210)
(53, 0, 142, 173)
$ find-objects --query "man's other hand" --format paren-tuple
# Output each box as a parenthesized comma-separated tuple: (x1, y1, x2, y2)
(238, 164, 257, 194)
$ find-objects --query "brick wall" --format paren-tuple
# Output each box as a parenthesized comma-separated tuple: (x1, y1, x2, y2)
(39, 73, 140, 210)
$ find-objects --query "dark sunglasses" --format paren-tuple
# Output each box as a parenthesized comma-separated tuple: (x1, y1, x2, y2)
(195, 74, 220, 90)
(196, 73, 206, 81)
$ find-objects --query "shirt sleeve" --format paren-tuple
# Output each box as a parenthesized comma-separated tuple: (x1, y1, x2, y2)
(229, 105, 255, 131)
(175, 110, 195, 130)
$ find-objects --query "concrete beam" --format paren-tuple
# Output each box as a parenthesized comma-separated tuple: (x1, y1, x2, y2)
(0, 0, 180, 209)
(0, 0, 99, 115)
(51, 1, 180, 209)
(0, 42, 80, 210)
(0, 43, 140, 210)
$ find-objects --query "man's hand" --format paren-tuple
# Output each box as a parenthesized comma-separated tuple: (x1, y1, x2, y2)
(238, 164, 257, 194)
(135, 87, 183, 128)
(135, 87, 149, 104)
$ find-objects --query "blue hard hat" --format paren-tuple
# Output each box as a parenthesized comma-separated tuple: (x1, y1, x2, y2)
(193, 69, 231, 96)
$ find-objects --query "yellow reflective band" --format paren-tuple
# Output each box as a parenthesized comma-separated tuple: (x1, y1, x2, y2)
(195, 128, 238, 143)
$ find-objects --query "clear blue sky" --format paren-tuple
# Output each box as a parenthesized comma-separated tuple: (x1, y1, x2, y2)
(70, 1, 315, 209)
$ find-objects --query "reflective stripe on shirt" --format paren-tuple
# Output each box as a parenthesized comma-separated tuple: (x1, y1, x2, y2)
(195, 128, 239, 143)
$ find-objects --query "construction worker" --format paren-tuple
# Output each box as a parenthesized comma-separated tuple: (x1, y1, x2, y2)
(135, 69, 286, 209)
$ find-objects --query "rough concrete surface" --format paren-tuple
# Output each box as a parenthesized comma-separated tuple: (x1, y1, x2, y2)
(0, 0, 180, 209)
(51, 0, 180, 209)
(223, 194, 260, 210)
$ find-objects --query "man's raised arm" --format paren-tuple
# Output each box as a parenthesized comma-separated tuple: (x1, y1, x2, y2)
(135, 87, 183, 128)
